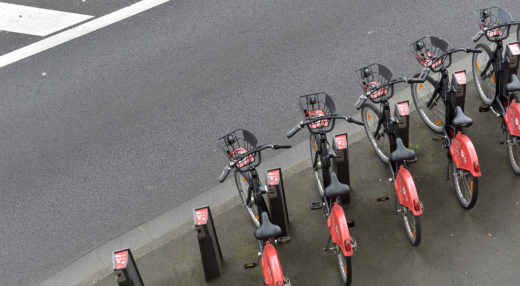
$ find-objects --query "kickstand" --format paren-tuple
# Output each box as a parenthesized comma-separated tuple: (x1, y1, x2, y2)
(323, 235, 331, 252)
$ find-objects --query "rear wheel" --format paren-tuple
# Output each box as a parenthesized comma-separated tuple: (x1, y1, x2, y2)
(335, 244, 352, 286)
(473, 43, 496, 105)
(401, 206, 421, 246)
(506, 132, 520, 175)
(361, 103, 390, 163)
(234, 170, 260, 227)
(411, 74, 445, 133)
(450, 163, 479, 209)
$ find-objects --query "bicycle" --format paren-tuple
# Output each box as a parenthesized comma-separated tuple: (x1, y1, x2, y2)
(217, 129, 292, 286)
(471, 7, 520, 175)
(409, 36, 482, 209)
(354, 64, 424, 245)
(286, 93, 363, 286)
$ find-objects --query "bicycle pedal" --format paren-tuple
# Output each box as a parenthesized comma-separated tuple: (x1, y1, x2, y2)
(310, 201, 323, 210)
(479, 105, 490, 112)
(347, 220, 355, 228)
(243, 263, 257, 269)
(432, 135, 444, 141)
(277, 236, 291, 244)
(377, 196, 390, 202)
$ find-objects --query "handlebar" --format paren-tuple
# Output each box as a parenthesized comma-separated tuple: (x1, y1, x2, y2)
(286, 115, 364, 138)
(472, 21, 520, 42)
(217, 144, 292, 182)
(472, 30, 485, 42)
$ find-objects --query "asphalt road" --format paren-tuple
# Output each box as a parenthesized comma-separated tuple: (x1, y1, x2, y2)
(1, 1, 519, 285)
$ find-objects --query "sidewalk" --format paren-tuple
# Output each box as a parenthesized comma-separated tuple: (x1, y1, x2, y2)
(93, 84, 520, 286)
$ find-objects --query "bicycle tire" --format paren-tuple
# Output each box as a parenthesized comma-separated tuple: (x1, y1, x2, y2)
(401, 206, 421, 246)
(450, 162, 479, 209)
(361, 103, 390, 163)
(472, 43, 496, 105)
(234, 170, 260, 227)
(310, 133, 319, 167)
(411, 74, 445, 133)
(336, 244, 352, 286)
(506, 132, 520, 175)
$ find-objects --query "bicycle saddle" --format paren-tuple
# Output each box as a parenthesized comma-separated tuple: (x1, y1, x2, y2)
(254, 212, 282, 240)
(506, 74, 520, 92)
(324, 172, 350, 198)
(452, 106, 473, 128)
(390, 138, 416, 162)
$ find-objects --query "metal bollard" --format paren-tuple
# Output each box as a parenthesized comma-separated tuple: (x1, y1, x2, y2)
(112, 248, 144, 286)
(450, 70, 467, 111)
(332, 133, 351, 203)
(266, 168, 290, 238)
(194, 206, 223, 281)
(394, 100, 410, 148)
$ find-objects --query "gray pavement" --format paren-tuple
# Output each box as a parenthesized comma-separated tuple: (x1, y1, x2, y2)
(94, 83, 520, 286)
(1, 1, 520, 285)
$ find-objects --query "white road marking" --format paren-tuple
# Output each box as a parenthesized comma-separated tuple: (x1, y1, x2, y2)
(0, 2, 93, 36)
(0, 0, 170, 69)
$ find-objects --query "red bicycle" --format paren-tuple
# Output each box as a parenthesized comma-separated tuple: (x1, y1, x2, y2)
(287, 93, 363, 286)
(471, 7, 520, 175)
(218, 129, 292, 285)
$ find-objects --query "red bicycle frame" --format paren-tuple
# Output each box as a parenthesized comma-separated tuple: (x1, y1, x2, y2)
(394, 166, 423, 216)
(327, 202, 354, 256)
(505, 100, 520, 137)
(261, 241, 285, 286)
(449, 133, 482, 177)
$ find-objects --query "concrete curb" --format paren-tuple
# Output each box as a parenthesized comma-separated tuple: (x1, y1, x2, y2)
(38, 39, 498, 286)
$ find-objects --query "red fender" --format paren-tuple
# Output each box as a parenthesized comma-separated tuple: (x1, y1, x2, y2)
(327, 202, 353, 256)
(505, 100, 520, 137)
(261, 242, 285, 286)
(449, 132, 481, 177)
(394, 166, 423, 216)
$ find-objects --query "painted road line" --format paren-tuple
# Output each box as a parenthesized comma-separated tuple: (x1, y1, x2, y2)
(0, 2, 93, 36)
(0, 0, 170, 69)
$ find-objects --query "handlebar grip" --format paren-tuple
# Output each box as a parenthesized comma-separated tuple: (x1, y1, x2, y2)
(472, 31, 484, 42)
(286, 125, 301, 138)
(218, 166, 231, 183)
(465, 48, 482, 53)
(347, 117, 364, 126)
(407, 77, 424, 83)
(273, 144, 292, 149)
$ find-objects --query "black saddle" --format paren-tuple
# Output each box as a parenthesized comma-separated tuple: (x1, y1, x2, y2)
(452, 106, 473, 128)
(390, 138, 416, 162)
(324, 172, 350, 198)
(254, 212, 282, 240)
(506, 74, 520, 92)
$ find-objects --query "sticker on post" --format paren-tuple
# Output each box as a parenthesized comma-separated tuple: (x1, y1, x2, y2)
(397, 101, 410, 116)
(509, 42, 520, 56)
(114, 250, 129, 270)
(267, 169, 280, 186)
(454, 71, 466, 85)
(194, 208, 208, 226)
(334, 134, 347, 150)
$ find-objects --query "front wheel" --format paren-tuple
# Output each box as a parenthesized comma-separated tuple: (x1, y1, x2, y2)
(411, 74, 445, 133)
(234, 170, 260, 227)
(506, 132, 520, 175)
(335, 244, 352, 286)
(450, 163, 479, 209)
(361, 103, 390, 163)
(472, 43, 496, 105)
(401, 206, 421, 246)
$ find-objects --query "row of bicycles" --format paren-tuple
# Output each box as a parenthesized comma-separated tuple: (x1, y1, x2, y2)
(215, 7, 520, 286)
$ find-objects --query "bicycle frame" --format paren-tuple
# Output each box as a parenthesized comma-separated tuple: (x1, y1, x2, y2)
(313, 131, 353, 256)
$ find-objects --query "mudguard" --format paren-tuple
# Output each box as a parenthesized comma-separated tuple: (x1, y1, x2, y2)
(505, 100, 520, 137)
(261, 242, 285, 286)
(327, 202, 353, 257)
(394, 166, 423, 216)
(449, 132, 481, 177)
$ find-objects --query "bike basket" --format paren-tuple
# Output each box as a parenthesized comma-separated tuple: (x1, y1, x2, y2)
(475, 7, 512, 42)
(217, 129, 258, 170)
(298, 93, 336, 133)
(356, 63, 393, 102)
(410, 36, 450, 72)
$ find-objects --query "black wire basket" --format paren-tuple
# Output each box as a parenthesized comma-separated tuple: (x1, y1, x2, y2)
(298, 93, 336, 133)
(410, 36, 451, 72)
(356, 63, 393, 102)
(217, 129, 258, 171)
(475, 7, 512, 42)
